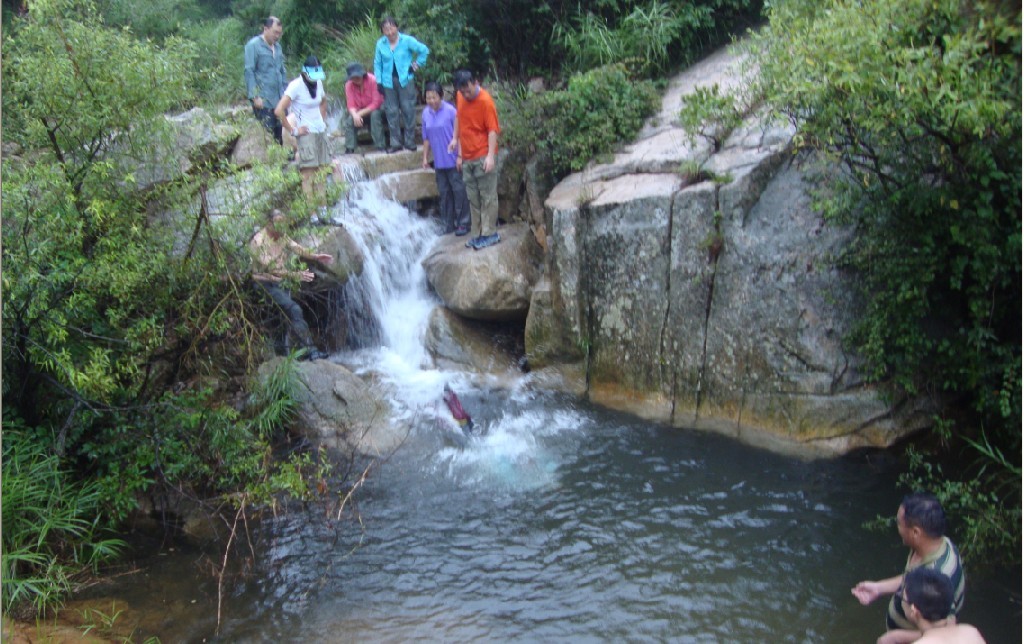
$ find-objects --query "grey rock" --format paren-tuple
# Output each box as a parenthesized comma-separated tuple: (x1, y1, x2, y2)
(539, 40, 933, 455)
(260, 358, 405, 458)
(424, 307, 521, 375)
(422, 221, 543, 321)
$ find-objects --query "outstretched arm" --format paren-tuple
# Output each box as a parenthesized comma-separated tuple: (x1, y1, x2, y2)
(289, 239, 333, 266)
(851, 574, 903, 606)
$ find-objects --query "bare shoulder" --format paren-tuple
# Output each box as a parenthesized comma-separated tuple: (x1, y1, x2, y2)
(957, 624, 986, 644)
(916, 624, 986, 644)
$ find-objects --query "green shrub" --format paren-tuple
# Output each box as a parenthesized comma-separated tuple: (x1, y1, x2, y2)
(2, 3, 332, 617)
(502, 63, 659, 178)
(756, 0, 1021, 563)
(679, 84, 744, 151)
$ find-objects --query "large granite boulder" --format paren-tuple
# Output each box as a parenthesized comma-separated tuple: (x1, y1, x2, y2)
(260, 358, 405, 457)
(122, 107, 239, 190)
(421, 221, 543, 321)
(231, 116, 278, 167)
(376, 168, 439, 202)
(541, 41, 933, 454)
(424, 307, 522, 375)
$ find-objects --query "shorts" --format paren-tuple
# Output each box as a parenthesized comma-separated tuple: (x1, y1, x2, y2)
(296, 131, 330, 168)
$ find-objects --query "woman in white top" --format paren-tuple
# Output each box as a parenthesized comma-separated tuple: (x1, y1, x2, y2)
(275, 55, 330, 218)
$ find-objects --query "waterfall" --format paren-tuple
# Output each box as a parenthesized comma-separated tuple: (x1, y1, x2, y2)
(325, 164, 459, 417)
(322, 162, 567, 480)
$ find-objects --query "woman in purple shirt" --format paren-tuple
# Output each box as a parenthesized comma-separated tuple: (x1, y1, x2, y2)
(421, 81, 471, 236)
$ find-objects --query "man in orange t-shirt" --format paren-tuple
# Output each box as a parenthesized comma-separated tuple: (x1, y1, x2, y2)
(452, 69, 501, 250)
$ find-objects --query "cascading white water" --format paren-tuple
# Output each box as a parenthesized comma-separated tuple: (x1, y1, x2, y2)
(328, 169, 451, 398)
(322, 165, 582, 487)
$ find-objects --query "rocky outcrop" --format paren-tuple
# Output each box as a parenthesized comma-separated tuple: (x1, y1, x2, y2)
(537, 42, 934, 454)
(123, 107, 239, 190)
(260, 358, 406, 457)
(423, 307, 522, 375)
(421, 221, 544, 322)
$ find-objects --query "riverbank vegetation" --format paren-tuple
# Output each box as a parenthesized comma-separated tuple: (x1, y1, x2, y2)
(1, 0, 761, 620)
(745, 0, 1021, 563)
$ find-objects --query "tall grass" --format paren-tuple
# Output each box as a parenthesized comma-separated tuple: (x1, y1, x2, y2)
(620, 0, 686, 73)
(188, 16, 251, 107)
(2, 428, 125, 617)
(552, 11, 622, 72)
(318, 13, 381, 100)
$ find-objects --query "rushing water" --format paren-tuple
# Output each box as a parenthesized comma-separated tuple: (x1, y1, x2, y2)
(89, 177, 1020, 643)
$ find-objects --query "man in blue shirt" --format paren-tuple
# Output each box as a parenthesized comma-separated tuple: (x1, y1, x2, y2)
(244, 16, 287, 144)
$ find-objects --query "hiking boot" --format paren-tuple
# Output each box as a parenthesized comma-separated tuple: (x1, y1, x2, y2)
(473, 233, 501, 250)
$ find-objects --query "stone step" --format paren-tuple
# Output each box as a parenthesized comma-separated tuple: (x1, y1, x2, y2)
(374, 167, 438, 202)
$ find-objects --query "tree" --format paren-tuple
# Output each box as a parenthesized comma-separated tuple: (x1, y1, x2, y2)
(753, 0, 1021, 562)
(2, 0, 193, 427)
(1, 0, 324, 614)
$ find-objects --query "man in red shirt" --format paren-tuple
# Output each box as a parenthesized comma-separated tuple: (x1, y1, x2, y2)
(452, 69, 501, 250)
(343, 62, 386, 153)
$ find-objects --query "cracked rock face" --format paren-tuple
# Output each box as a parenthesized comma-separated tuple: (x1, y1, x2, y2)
(537, 41, 934, 455)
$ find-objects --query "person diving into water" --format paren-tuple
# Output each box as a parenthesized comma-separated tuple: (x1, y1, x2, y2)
(443, 383, 475, 435)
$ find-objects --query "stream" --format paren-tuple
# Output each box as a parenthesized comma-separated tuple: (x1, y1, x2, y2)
(81, 173, 1020, 643)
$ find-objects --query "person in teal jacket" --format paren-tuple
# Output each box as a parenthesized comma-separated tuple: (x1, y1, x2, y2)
(373, 15, 429, 152)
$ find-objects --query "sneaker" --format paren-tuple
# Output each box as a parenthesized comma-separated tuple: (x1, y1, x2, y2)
(404, 144, 417, 151)
(473, 233, 501, 250)
(454, 226, 469, 237)
(344, 148, 356, 155)
(387, 147, 402, 154)
(465, 236, 482, 249)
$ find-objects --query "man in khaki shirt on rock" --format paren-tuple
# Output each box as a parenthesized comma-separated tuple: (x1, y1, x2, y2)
(250, 209, 333, 360)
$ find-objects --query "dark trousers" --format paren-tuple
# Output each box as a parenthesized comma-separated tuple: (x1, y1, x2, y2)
(255, 280, 313, 348)
(383, 75, 418, 149)
(252, 105, 283, 144)
(435, 167, 471, 232)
